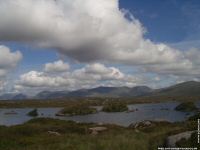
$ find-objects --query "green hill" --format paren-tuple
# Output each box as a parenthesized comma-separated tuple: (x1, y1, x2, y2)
(152, 81, 200, 97)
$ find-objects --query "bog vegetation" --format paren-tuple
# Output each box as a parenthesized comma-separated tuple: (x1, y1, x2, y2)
(0, 117, 198, 150)
(27, 109, 38, 117)
(56, 104, 97, 116)
(102, 100, 128, 112)
(175, 102, 198, 112)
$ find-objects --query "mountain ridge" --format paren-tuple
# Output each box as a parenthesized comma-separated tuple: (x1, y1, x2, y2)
(0, 81, 199, 100)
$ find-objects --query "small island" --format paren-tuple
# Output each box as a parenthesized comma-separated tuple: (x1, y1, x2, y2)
(188, 112, 200, 121)
(27, 109, 38, 117)
(102, 100, 128, 112)
(56, 104, 97, 116)
(175, 102, 198, 112)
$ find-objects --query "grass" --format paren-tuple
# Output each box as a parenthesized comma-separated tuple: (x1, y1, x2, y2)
(175, 102, 198, 112)
(102, 100, 128, 112)
(0, 99, 104, 108)
(57, 104, 97, 116)
(0, 95, 200, 108)
(0, 118, 197, 150)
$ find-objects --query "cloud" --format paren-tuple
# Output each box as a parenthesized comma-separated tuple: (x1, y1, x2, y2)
(0, 70, 7, 78)
(0, 45, 22, 77)
(44, 60, 70, 73)
(0, 45, 22, 70)
(15, 63, 143, 92)
(142, 47, 200, 77)
(0, 0, 198, 77)
(0, 80, 7, 91)
(72, 63, 125, 81)
(15, 71, 71, 88)
(0, 45, 22, 92)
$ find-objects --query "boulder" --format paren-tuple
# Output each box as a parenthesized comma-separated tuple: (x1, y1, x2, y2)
(55, 112, 66, 117)
(47, 131, 61, 136)
(129, 120, 153, 129)
(89, 127, 107, 135)
(166, 131, 195, 147)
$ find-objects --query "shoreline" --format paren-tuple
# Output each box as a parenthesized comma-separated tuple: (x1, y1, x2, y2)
(0, 97, 199, 108)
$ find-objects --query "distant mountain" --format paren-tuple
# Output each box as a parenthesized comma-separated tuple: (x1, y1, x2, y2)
(35, 86, 152, 99)
(87, 86, 150, 97)
(0, 93, 28, 100)
(12, 94, 28, 100)
(151, 81, 200, 97)
(35, 91, 69, 99)
(66, 86, 130, 97)
(130, 86, 153, 97)
(0, 94, 15, 100)
(0, 81, 200, 100)
(89, 86, 152, 97)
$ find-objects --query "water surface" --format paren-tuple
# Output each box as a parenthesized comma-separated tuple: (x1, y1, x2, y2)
(0, 102, 197, 126)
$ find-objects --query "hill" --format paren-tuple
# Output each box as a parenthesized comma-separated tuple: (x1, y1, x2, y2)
(151, 81, 200, 97)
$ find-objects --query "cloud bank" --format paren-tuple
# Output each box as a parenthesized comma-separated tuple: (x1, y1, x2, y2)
(0, 0, 199, 77)
(15, 63, 144, 92)
(0, 0, 200, 94)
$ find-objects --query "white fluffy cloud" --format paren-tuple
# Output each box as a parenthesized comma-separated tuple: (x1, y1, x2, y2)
(44, 60, 70, 73)
(0, 80, 7, 91)
(0, 45, 22, 76)
(72, 63, 125, 81)
(15, 63, 142, 92)
(0, 45, 22, 91)
(0, 0, 198, 77)
(16, 71, 71, 88)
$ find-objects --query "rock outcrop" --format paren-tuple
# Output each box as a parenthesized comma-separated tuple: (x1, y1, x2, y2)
(129, 120, 154, 129)
(89, 127, 107, 135)
(166, 131, 195, 147)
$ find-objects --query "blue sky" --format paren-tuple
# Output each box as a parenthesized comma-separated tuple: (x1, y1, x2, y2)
(120, 0, 200, 43)
(0, 0, 200, 94)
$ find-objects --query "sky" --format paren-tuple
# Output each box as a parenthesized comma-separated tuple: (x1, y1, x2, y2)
(0, 0, 200, 95)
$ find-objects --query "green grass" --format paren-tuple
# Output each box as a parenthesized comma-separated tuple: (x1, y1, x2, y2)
(0, 118, 197, 150)
(175, 102, 198, 112)
(1, 95, 200, 108)
(102, 100, 128, 112)
(0, 99, 104, 108)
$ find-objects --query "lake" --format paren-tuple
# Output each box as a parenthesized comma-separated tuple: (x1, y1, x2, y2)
(0, 102, 198, 126)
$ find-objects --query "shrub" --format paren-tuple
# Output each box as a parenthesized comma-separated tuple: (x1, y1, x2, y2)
(57, 104, 97, 116)
(27, 109, 38, 117)
(175, 102, 198, 112)
(102, 100, 128, 112)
